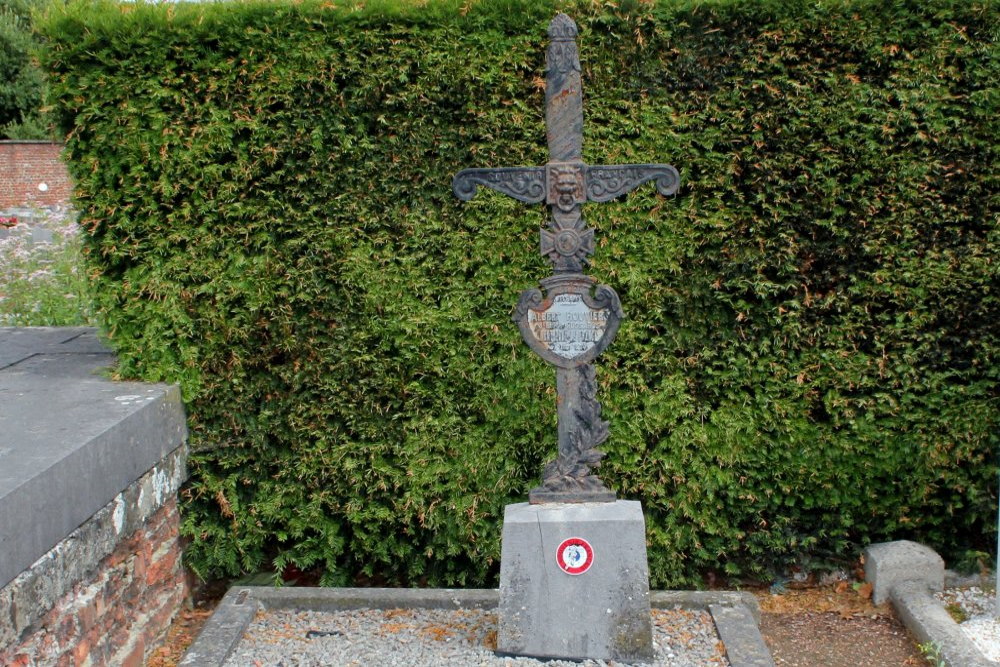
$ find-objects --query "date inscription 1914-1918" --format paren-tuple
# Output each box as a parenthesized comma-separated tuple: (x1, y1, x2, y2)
(453, 13, 680, 504)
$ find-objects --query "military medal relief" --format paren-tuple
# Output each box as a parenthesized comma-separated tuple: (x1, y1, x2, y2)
(453, 13, 678, 505)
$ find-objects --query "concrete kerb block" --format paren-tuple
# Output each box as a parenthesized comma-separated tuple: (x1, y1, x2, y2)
(891, 581, 994, 667)
(710, 603, 777, 667)
(863, 541, 992, 667)
(177, 589, 258, 667)
(252, 586, 499, 612)
(651, 589, 761, 623)
(864, 540, 944, 605)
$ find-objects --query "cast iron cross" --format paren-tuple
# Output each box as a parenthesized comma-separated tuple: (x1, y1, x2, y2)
(453, 13, 679, 504)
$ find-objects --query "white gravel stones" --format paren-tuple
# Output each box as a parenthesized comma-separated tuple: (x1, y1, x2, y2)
(222, 607, 729, 666)
(936, 585, 1000, 661)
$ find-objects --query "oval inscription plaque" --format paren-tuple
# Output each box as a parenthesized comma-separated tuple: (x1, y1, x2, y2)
(527, 293, 608, 360)
(513, 274, 623, 369)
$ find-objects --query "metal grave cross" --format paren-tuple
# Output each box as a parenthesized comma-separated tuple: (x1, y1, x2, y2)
(453, 13, 680, 504)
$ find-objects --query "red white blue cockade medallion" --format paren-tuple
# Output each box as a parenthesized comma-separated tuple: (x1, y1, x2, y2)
(556, 537, 594, 575)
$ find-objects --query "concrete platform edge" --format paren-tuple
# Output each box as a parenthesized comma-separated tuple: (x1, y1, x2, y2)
(180, 587, 769, 666)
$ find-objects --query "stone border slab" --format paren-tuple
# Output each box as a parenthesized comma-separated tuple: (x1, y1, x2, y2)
(651, 590, 760, 623)
(0, 327, 188, 589)
(864, 540, 994, 667)
(892, 581, 994, 667)
(181, 586, 769, 667)
(241, 586, 501, 612)
(865, 539, 944, 605)
(710, 603, 776, 667)
(177, 589, 259, 667)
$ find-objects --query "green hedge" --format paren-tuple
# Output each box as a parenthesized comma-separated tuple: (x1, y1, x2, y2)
(40, 0, 999, 587)
(1, 0, 49, 138)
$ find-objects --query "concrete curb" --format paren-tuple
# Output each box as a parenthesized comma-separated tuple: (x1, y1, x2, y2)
(891, 581, 994, 667)
(178, 589, 258, 667)
(864, 540, 995, 667)
(181, 587, 771, 666)
(710, 603, 775, 667)
(235, 586, 500, 612)
(651, 590, 760, 623)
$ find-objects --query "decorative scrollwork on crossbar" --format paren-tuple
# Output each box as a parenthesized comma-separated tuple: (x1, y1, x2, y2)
(585, 164, 680, 202)
(452, 167, 546, 203)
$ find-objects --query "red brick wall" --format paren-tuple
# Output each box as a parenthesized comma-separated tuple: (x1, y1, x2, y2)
(0, 499, 189, 667)
(0, 141, 74, 208)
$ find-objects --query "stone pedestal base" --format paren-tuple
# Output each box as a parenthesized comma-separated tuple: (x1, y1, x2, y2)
(497, 500, 653, 662)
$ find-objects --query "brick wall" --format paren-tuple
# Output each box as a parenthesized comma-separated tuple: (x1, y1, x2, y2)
(0, 447, 190, 667)
(0, 141, 74, 209)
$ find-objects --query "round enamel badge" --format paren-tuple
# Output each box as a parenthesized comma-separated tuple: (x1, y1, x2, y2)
(556, 537, 594, 575)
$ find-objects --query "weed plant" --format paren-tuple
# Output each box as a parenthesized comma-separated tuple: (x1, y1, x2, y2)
(0, 208, 95, 326)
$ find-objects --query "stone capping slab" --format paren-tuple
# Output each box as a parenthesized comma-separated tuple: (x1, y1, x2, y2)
(0, 444, 188, 651)
(0, 327, 189, 589)
(181, 587, 769, 667)
(0, 326, 106, 370)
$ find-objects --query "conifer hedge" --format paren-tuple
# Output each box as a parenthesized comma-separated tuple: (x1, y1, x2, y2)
(39, 0, 999, 587)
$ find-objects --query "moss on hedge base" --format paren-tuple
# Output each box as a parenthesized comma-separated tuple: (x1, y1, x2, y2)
(39, 0, 999, 587)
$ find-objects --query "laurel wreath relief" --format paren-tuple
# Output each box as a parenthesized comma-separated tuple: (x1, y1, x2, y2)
(536, 365, 612, 494)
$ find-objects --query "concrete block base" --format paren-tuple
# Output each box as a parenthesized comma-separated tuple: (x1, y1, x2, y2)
(498, 500, 652, 662)
(864, 540, 944, 605)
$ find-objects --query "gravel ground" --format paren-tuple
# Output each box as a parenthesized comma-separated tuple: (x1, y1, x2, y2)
(936, 585, 1000, 661)
(222, 607, 729, 666)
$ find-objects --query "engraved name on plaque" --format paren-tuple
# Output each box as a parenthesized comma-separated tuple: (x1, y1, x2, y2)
(528, 294, 607, 359)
